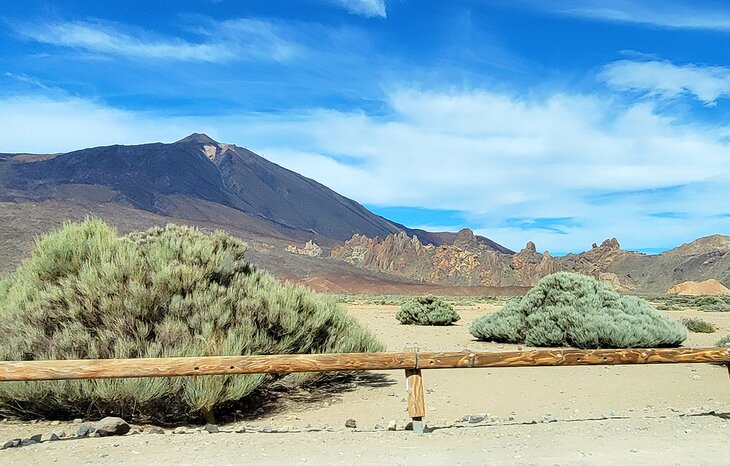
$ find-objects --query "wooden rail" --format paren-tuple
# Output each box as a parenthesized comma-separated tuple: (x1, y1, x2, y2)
(1, 347, 728, 434)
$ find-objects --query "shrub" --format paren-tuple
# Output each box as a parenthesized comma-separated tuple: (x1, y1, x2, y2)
(395, 296, 460, 325)
(469, 272, 687, 348)
(681, 317, 716, 333)
(716, 335, 730, 347)
(0, 219, 383, 422)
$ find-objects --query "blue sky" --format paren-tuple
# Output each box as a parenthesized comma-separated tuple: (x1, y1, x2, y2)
(2, 1, 730, 254)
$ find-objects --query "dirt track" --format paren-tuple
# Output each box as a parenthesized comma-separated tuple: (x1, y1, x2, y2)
(1, 303, 729, 465)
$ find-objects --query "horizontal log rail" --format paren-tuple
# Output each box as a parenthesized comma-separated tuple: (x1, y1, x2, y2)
(1, 347, 728, 435)
(0, 347, 728, 382)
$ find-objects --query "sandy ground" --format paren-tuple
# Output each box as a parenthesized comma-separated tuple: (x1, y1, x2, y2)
(1, 303, 729, 465)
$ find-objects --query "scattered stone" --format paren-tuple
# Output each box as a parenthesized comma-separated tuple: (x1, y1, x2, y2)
(2, 439, 22, 449)
(73, 418, 83, 424)
(203, 423, 219, 434)
(48, 431, 65, 441)
(147, 426, 165, 435)
(507, 416, 515, 421)
(90, 432, 101, 438)
(461, 414, 487, 423)
(21, 438, 39, 446)
(261, 426, 273, 433)
(77, 424, 96, 437)
(234, 426, 246, 433)
(173, 427, 187, 435)
(542, 415, 557, 423)
(30, 433, 42, 443)
(387, 420, 397, 431)
(345, 419, 357, 429)
(95, 417, 131, 437)
(404, 422, 413, 431)
(50, 420, 61, 426)
(604, 411, 616, 419)
(30, 419, 39, 424)
(692, 375, 701, 381)
(374, 423, 385, 430)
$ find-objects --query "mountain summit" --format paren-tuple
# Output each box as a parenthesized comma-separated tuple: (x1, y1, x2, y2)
(0, 134, 508, 249)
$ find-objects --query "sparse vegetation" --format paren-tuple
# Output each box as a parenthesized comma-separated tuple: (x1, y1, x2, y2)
(0, 219, 383, 422)
(681, 317, 716, 333)
(716, 335, 730, 347)
(470, 272, 687, 348)
(649, 295, 730, 312)
(395, 296, 461, 325)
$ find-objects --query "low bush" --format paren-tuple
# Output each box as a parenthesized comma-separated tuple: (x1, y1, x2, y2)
(681, 317, 716, 333)
(395, 296, 461, 325)
(469, 272, 687, 348)
(0, 219, 383, 422)
(716, 335, 730, 347)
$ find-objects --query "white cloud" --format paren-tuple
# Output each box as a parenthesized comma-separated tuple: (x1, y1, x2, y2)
(2, 87, 729, 253)
(600, 59, 730, 105)
(534, 0, 730, 31)
(332, 0, 386, 18)
(12, 18, 299, 63)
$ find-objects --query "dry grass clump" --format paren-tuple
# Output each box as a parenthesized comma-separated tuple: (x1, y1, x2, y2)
(395, 296, 461, 326)
(0, 219, 383, 422)
(470, 272, 687, 348)
(681, 317, 716, 333)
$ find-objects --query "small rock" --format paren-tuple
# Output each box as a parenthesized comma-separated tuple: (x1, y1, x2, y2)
(77, 424, 96, 437)
(90, 432, 101, 438)
(374, 423, 384, 430)
(73, 418, 83, 424)
(50, 420, 61, 426)
(604, 411, 616, 419)
(95, 417, 130, 437)
(692, 375, 701, 381)
(261, 426, 273, 433)
(147, 426, 165, 435)
(21, 438, 39, 446)
(234, 426, 246, 433)
(2, 438, 22, 449)
(387, 420, 397, 431)
(461, 414, 487, 423)
(404, 422, 413, 431)
(345, 419, 357, 429)
(30, 419, 39, 424)
(172, 427, 187, 435)
(30, 433, 42, 443)
(203, 424, 219, 434)
(542, 415, 557, 423)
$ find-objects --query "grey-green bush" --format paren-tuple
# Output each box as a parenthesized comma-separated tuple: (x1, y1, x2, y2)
(716, 335, 730, 347)
(469, 272, 687, 348)
(681, 317, 716, 333)
(0, 219, 383, 422)
(395, 296, 460, 326)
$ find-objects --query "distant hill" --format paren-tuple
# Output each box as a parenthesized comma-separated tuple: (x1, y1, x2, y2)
(331, 232, 730, 293)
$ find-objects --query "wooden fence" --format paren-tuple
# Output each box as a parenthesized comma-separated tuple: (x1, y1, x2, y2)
(1, 347, 729, 434)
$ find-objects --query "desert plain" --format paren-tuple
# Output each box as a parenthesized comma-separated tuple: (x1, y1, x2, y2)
(1, 301, 729, 465)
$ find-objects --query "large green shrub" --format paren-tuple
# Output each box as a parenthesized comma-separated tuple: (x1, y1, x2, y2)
(469, 272, 687, 348)
(0, 219, 383, 422)
(395, 296, 461, 326)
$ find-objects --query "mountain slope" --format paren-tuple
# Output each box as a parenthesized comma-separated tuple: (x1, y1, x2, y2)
(0, 133, 416, 242)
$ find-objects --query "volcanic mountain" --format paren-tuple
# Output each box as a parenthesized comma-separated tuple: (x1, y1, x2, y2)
(0, 134, 510, 291)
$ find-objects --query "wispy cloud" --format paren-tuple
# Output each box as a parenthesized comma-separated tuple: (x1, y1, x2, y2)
(532, 0, 730, 32)
(11, 18, 299, 63)
(331, 0, 386, 18)
(600, 59, 730, 105)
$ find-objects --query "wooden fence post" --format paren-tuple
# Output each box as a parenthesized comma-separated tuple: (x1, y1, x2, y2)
(405, 346, 426, 434)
